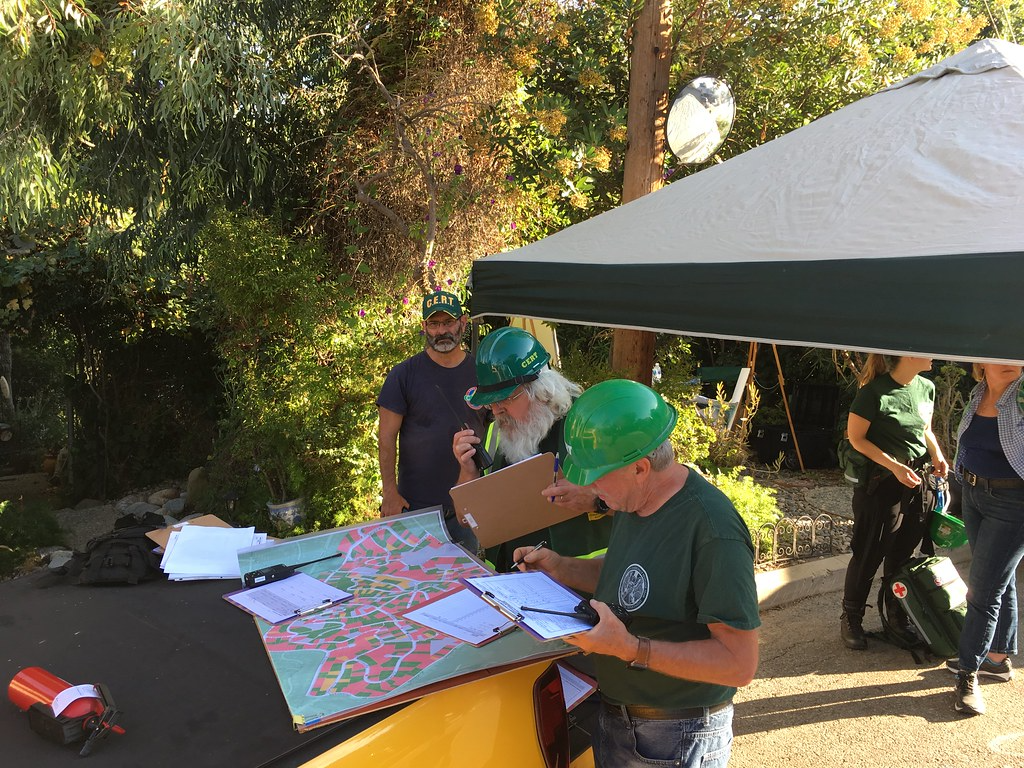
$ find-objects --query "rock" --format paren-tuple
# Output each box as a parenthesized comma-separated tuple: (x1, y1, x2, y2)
(122, 501, 161, 518)
(162, 497, 186, 516)
(185, 467, 209, 511)
(47, 550, 75, 570)
(148, 488, 179, 506)
(74, 498, 105, 510)
(115, 493, 149, 514)
(53, 504, 119, 552)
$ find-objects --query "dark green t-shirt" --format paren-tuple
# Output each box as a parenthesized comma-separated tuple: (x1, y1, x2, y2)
(850, 373, 934, 463)
(483, 416, 613, 572)
(593, 470, 761, 708)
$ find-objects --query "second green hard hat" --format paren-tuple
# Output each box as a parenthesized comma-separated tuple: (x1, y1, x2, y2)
(561, 379, 678, 486)
(467, 326, 551, 407)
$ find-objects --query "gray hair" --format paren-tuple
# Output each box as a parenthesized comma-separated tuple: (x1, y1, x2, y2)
(646, 439, 675, 471)
(524, 367, 583, 419)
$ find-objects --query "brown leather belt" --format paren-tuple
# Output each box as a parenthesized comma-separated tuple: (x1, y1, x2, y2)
(603, 700, 732, 720)
(962, 469, 1024, 490)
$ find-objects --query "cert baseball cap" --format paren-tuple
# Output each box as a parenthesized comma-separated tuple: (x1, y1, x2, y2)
(421, 291, 463, 320)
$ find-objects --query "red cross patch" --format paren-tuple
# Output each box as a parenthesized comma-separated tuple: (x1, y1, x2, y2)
(891, 581, 908, 599)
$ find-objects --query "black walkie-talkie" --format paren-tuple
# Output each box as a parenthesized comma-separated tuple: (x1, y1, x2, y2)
(435, 385, 492, 471)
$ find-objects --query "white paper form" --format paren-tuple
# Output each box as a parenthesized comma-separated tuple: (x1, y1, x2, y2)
(557, 663, 598, 712)
(402, 588, 510, 646)
(463, 571, 593, 640)
(224, 572, 353, 624)
(161, 525, 257, 579)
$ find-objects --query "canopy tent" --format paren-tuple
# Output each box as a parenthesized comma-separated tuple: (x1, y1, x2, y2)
(471, 39, 1024, 365)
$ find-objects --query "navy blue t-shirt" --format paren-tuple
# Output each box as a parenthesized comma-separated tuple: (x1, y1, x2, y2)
(377, 351, 484, 510)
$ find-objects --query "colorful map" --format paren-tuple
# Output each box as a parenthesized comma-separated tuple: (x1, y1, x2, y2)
(235, 510, 567, 730)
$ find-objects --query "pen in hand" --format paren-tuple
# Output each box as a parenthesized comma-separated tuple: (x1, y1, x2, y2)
(510, 540, 546, 572)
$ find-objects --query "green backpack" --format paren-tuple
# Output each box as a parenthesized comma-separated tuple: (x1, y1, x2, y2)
(837, 436, 872, 487)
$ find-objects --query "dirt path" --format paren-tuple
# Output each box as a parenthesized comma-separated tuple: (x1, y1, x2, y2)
(0, 473, 57, 505)
(732, 568, 1024, 768)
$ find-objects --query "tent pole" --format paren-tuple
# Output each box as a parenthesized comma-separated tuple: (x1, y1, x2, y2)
(772, 344, 805, 471)
(733, 341, 758, 429)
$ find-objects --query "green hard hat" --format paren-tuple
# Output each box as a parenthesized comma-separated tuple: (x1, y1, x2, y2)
(466, 326, 551, 407)
(561, 379, 678, 486)
(930, 509, 968, 549)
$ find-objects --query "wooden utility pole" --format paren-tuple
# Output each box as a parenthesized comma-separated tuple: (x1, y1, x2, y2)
(610, 0, 672, 384)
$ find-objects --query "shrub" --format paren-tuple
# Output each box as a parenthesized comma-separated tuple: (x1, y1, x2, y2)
(703, 467, 783, 547)
(0, 499, 63, 579)
(199, 209, 420, 531)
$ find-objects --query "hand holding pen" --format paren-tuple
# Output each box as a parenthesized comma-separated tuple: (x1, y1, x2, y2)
(510, 540, 546, 572)
(549, 453, 560, 502)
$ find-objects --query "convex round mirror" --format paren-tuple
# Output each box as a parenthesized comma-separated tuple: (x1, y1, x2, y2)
(666, 76, 735, 164)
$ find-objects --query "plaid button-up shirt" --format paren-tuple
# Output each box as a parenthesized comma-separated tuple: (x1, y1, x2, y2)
(954, 373, 1024, 481)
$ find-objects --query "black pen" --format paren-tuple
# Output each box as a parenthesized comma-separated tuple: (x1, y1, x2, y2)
(509, 540, 547, 572)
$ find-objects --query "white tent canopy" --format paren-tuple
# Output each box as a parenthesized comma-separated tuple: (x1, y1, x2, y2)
(471, 39, 1024, 364)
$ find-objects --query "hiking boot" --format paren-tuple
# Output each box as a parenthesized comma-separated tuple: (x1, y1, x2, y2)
(946, 656, 1014, 682)
(954, 671, 985, 716)
(841, 611, 867, 650)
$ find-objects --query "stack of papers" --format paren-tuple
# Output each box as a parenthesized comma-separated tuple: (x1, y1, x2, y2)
(159, 524, 269, 580)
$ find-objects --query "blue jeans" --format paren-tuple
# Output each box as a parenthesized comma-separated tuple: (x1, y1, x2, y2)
(958, 483, 1024, 671)
(595, 704, 734, 768)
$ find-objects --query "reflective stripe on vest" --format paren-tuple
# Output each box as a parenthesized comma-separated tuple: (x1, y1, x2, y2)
(482, 422, 500, 475)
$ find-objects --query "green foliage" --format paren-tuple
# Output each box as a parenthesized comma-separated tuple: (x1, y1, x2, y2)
(200, 208, 422, 530)
(0, 499, 63, 579)
(703, 466, 783, 537)
(6, 0, 1022, 534)
(0, 0, 280, 235)
(3, 232, 222, 498)
(932, 361, 970, 461)
(8, 393, 65, 472)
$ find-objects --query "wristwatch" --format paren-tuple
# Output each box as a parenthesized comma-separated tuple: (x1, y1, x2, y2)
(628, 636, 651, 670)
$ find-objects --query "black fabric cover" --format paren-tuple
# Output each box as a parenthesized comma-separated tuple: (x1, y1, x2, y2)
(0, 572, 388, 767)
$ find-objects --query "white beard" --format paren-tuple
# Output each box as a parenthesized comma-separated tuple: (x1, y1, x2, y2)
(497, 402, 558, 464)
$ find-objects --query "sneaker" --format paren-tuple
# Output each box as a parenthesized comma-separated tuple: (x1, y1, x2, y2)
(945, 656, 1014, 682)
(954, 671, 986, 716)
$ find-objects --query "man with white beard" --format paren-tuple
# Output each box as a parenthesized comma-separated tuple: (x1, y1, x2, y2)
(377, 291, 484, 548)
(452, 326, 612, 571)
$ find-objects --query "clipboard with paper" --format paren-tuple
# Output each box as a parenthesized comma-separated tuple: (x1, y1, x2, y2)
(449, 452, 580, 548)
(461, 571, 594, 641)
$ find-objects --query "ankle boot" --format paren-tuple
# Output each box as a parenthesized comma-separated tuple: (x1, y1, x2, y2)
(841, 603, 867, 650)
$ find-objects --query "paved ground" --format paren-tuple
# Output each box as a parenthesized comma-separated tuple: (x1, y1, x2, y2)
(734, 560, 1024, 768)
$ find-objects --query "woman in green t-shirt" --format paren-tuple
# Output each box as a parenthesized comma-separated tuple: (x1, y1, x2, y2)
(840, 354, 948, 650)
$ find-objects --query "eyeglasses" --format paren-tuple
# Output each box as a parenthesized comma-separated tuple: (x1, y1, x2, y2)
(484, 386, 527, 411)
(424, 317, 460, 331)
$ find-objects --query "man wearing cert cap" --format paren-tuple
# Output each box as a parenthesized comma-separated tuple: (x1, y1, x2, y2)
(512, 379, 760, 768)
(377, 290, 484, 548)
(452, 326, 612, 571)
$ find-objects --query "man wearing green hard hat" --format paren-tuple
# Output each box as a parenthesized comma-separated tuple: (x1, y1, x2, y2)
(513, 379, 761, 768)
(452, 326, 612, 570)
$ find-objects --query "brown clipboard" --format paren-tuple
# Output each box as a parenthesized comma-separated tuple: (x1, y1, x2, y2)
(449, 452, 581, 549)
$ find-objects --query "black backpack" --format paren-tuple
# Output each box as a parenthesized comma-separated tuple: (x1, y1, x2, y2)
(72, 512, 166, 585)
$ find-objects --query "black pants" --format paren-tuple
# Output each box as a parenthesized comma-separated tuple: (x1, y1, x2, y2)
(843, 471, 927, 610)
